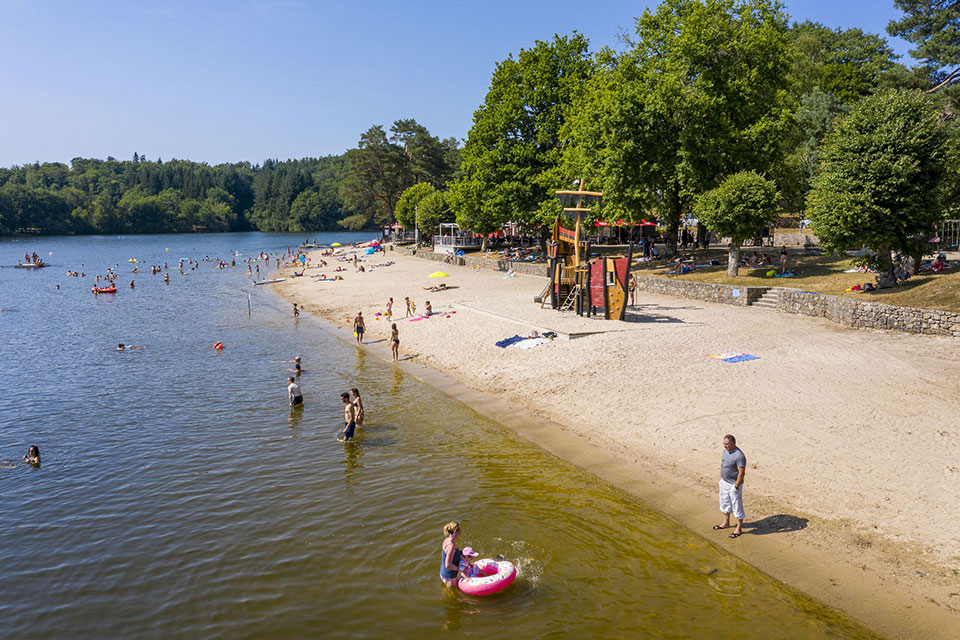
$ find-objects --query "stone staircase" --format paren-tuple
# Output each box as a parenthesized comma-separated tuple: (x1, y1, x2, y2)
(749, 288, 779, 310)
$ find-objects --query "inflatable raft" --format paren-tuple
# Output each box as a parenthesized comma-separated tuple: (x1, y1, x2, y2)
(458, 559, 516, 596)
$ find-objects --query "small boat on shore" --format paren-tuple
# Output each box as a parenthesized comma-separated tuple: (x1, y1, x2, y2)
(253, 278, 286, 286)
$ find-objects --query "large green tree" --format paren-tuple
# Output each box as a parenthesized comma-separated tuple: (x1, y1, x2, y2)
(395, 182, 436, 232)
(807, 90, 949, 287)
(694, 172, 779, 276)
(340, 120, 458, 230)
(450, 33, 593, 241)
(564, 0, 791, 254)
(888, 0, 960, 90)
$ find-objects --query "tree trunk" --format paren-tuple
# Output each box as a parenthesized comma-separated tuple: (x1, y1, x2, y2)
(876, 269, 897, 288)
(481, 236, 488, 252)
(875, 247, 896, 288)
(727, 244, 740, 277)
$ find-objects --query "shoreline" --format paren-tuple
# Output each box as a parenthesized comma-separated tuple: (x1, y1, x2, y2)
(272, 247, 960, 639)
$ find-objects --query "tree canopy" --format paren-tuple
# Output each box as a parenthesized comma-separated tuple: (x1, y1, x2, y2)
(564, 0, 792, 253)
(339, 120, 460, 230)
(694, 172, 780, 276)
(449, 33, 594, 238)
(888, 0, 960, 74)
(807, 90, 950, 286)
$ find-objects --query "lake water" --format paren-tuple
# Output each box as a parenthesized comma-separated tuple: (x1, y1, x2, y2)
(0, 233, 881, 639)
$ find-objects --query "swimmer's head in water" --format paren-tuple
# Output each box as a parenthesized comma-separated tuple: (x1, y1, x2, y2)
(443, 521, 460, 537)
(117, 343, 125, 350)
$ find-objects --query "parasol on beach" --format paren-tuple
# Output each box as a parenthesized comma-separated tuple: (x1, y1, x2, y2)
(428, 271, 449, 278)
(331, 243, 342, 247)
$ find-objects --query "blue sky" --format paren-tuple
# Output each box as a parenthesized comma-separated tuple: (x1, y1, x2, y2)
(0, 0, 915, 167)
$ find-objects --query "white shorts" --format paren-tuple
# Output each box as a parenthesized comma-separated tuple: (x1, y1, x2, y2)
(718, 479, 745, 520)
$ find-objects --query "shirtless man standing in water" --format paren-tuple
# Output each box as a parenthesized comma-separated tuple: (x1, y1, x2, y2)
(340, 392, 357, 440)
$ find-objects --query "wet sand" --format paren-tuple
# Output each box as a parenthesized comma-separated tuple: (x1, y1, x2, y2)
(273, 246, 960, 639)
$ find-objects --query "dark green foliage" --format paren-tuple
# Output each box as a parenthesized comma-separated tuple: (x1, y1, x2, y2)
(450, 33, 594, 237)
(694, 172, 779, 275)
(339, 120, 460, 229)
(395, 183, 436, 231)
(0, 155, 359, 235)
(888, 1, 960, 70)
(564, 0, 791, 253)
(807, 90, 950, 283)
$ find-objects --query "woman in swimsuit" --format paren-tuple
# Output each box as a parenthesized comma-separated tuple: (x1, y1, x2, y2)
(390, 323, 399, 362)
(351, 388, 364, 426)
(440, 521, 463, 587)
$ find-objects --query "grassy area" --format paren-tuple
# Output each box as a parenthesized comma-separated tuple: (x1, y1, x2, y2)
(630, 248, 960, 313)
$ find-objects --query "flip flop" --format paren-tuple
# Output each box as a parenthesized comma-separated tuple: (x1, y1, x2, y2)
(728, 532, 742, 538)
(712, 525, 727, 530)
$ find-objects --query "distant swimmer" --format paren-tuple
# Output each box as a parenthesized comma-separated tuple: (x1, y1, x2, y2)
(117, 343, 146, 350)
(340, 392, 356, 440)
(24, 445, 41, 466)
(351, 388, 364, 426)
(288, 376, 303, 407)
(293, 303, 300, 318)
(129, 280, 135, 289)
(164, 273, 170, 285)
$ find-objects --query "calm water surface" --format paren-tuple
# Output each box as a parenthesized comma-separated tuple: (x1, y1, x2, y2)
(0, 233, 880, 639)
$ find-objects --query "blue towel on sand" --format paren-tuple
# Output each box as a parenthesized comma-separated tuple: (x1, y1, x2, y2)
(723, 354, 759, 363)
(495, 335, 526, 348)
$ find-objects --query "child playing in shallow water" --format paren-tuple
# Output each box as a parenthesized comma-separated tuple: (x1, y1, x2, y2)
(458, 547, 480, 577)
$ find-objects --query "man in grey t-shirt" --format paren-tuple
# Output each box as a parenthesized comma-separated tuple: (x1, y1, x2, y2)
(714, 434, 746, 538)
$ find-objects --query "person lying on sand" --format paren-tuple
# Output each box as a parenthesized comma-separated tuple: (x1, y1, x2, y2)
(423, 283, 448, 292)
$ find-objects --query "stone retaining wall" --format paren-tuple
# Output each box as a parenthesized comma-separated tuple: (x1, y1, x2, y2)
(632, 277, 767, 307)
(391, 243, 958, 337)
(775, 289, 960, 336)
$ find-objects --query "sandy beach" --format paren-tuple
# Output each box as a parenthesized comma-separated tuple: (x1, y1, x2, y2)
(274, 245, 960, 638)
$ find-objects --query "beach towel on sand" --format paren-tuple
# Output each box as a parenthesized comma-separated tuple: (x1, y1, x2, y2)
(707, 351, 759, 363)
(495, 335, 526, 348)
(515, 337, 551, 349)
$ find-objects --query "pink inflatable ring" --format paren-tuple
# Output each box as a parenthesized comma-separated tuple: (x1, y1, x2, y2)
(458, 558, 516, 596)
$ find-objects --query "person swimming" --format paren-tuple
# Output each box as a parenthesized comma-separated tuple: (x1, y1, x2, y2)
(24, 445, 40, 465)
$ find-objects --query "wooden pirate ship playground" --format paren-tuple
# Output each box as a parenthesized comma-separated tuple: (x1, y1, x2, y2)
(546, 180, 633, 321)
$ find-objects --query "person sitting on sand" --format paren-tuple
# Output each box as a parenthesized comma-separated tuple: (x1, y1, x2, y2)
(24, 445, 41, 465)
(424, 301, 432, 316)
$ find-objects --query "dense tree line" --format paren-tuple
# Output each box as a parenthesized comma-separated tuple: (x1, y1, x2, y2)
(0, 117, 459, 236)
(0, 154, 351, 235)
